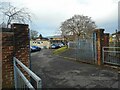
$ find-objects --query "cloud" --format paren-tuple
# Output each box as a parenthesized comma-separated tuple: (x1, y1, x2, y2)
(23, 0, 118, 24)
(1, 0, 119, 36)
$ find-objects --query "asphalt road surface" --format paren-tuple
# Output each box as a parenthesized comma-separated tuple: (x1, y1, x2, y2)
(31, 49, 119, 89)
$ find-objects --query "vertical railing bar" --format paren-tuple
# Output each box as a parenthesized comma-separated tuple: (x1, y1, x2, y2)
(17, 74, 19, 88)
(37, 80, 42, 89)
(21, 77, 23, 90)
(22, 80, 24, 90)
(23, 82, 25, 90)
(14, 58, 17, 89)
(18, 74, 19, 88)
(15, 65, 35, 89)
(102, 47, 104, 64)
(19, 74, 21, 88)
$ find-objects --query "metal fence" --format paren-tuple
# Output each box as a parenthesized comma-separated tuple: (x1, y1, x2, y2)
(13, 57, 42, 90)
(102, 47, 120, 66)
(68, 33, 97, 64)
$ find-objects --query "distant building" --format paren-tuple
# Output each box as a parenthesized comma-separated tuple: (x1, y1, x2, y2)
(48, 35, 66, 44)
(110, 31, 120, 46)
(30, 35, 66, 48)
(30, 38, 50, 49)
(112, 31, 120, 39)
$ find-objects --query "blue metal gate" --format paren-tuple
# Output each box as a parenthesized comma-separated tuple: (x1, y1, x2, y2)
(14, 57, 42, 89)
(102, 47, 120, 66)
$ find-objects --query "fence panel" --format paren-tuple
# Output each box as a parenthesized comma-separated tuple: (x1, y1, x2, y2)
(68, 33, 97, 64)
(103, 47, 120, 66)
(76, 38, 96, 64)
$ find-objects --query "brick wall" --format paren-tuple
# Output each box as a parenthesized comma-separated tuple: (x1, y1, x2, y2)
(11, 24, 30, 67)
(94, 29, 105, 65)
(0, 28, 2, 90)
(0, 23, 30, 88)
(1, 28, 14, 88)
(103, 33, 109, 47)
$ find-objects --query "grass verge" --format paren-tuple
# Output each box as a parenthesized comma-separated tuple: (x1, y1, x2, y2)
(53, 46, 68, 55)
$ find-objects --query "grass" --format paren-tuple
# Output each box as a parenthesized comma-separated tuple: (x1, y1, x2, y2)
(53, 46, 68, 55)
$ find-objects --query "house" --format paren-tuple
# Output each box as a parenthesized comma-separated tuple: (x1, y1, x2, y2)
(111, 31, 120, 41)
(48, 35, 66, 45)
(109, 31, 120, 47)
(30, 35, 67, 49)
(30, 38, 51, 49)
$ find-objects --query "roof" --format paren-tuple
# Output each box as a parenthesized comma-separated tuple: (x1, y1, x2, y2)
(32, 37, 49, 41)
(112, 31, 120, 35)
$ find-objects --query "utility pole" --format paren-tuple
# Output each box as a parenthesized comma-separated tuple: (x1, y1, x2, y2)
(118, 1, 120, 31)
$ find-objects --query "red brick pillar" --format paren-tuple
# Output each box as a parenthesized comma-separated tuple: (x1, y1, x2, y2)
(12, 23, 30, 81)
(94, 29, 104, 65)
(0, 23, 30, 89)
(11, 23, 30, 67)
(103, 33, 109, 47)
(0, 28, 2, 90)
(0, 28, 14, 88)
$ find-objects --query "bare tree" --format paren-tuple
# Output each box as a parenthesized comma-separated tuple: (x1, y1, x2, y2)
(60, 15, 96, 39)
(30, 30, 39, 39)
(0, 2, 31, 28)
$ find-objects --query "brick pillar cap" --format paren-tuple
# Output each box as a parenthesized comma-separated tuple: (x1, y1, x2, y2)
(104, 33, 110, 35)
(11, 23, 28, 26)
(94, 28, 104, 32)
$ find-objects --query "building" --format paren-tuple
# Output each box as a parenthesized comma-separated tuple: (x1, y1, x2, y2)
(30, 35, 67, 48)
(30, 38, 51, 49)
(49, 35, 65, 44)
(109, 31, 120, 47)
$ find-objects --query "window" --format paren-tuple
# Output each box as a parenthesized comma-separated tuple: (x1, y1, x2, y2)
(37, 42, 41, 44)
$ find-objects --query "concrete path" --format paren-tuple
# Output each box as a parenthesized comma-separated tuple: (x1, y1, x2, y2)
(31, 49, 119, 89)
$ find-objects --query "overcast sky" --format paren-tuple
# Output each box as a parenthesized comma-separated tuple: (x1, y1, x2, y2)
(1, 0, 119, 37)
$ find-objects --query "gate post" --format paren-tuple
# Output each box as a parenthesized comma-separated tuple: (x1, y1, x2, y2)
(11, 23, 30, 81)
(0, 28, 2, 90)
(0, 28, 14, 88)
(103, 33, 109, 47)
(11, 23, 30, 67)
(94, 29, 104, 66)
(0, 24, 30, 89)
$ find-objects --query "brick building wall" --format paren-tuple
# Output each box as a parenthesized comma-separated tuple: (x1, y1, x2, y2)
(0, 23, 30, 88)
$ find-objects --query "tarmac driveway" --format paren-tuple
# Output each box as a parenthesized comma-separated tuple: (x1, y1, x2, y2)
(31, 49, 119, 89)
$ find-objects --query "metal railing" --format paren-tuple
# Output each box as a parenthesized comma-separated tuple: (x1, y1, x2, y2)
(13, 57, 42, 90)
(102, 47, 120, 66)
(67, 38, 96, 64)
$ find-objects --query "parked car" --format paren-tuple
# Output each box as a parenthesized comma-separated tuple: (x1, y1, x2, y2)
(58, 43, 65, 47)
(30, 46, 41, 52)
(50, 44, 60, 49)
